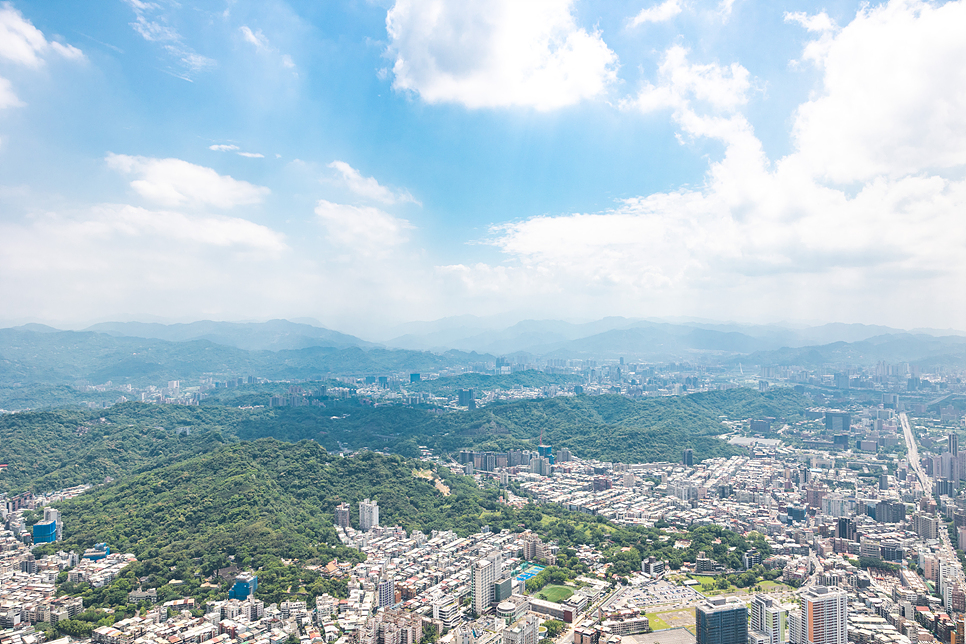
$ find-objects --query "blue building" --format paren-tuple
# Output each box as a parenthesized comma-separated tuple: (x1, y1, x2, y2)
(83, 543, 110, 561)
(537, 444, 553, 465)
(229, 572, 258, 600)
(32, 521, 57, 544)
(696, 597, 747, 644)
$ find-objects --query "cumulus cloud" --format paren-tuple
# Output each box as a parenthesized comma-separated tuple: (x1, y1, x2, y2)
(385, 0, 619, 110)
(315, 200, 413, 258)
(327, 161, 419, 206)
(106, 154, 270, 208)
(209, 144, 239, 152)
(790, 0, 966, 182)
(0, 3, 83, 66)
(0, 3, 83, 109)
(628, 45, 752, 115)
(628, 0, 683, 27)
(437, 1, 966, 325)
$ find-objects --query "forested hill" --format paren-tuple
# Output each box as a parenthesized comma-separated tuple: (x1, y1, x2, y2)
(0, 388, 807, 494)
(45, 440, 492, 564)
(235, 387, 807, 463)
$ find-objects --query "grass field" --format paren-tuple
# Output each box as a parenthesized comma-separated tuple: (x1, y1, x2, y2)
(537, 585, 574, 603)
(645, 608, 695, 632)
(757, 580, 790, 592)
(645, 614, 670, 630)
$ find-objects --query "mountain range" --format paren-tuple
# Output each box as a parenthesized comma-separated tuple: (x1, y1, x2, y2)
(2, 317, 965, 388)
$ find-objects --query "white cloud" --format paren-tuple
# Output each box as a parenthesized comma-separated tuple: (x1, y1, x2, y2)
(327, 160, 419, 206)
(0, 204, 293, 323)
(239, 25, 296, 70)
(627, 45, 752, 115)
(0, 2, 83, 66)
(717, 0, 737, 18)
(0, 76, 23, 108)
(784, 11, 836, 33)
(124, 0, 215, 77)
(106, 154, 270, 209)
(436, 1, 966, 326)
(209, 144, 239, 152)
(790, 0, 966, 182)
(240, 26, 269, 51)
(628, 0, 683, 27)
(314, 200, 413, 258)
(237, 152, 264, 158)
(385, 0, 619, 110)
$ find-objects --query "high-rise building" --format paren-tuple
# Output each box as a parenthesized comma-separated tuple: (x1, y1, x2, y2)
(683, 449, 694, 467)
(378, 578, 395, 608)
(875, 500, 906, 524)
(836, 518, 856, 541)
(360, 499, 380, 531)
(950, 433, 960, 455)
(750, 595, 788, 644)
(696, 597, 747, 644)
(824, 411, 851, 433)
(458, 389, 476, 409)
(800, 586, 847, 644)
(471, 554, 500, 616)
(335, 503, 351, 529)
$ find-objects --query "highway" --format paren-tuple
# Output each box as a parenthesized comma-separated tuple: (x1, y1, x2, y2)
(900, 412, 931, 497)
(900, 412, 964, 586)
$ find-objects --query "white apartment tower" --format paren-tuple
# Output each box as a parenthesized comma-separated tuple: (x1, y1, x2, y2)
(472, 558, 497, 616)
(751, 595, 788, 644)
(360, 498, 380, 531)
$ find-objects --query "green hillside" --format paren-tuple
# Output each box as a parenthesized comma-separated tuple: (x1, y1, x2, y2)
(47, 440, 491, 563)
(1, 388, 808, 495)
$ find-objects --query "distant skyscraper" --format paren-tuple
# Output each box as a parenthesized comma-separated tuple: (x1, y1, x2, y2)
(696, 597, 747, 644)
(335, 502, 350, 529)
(950, 433, 959, 455)
(458, 389, 476, 409)
(800, 587, 847, 644)
(683, 448, 694, 467)
(359, 498, 379, 531)
(824, 411, 851, 432)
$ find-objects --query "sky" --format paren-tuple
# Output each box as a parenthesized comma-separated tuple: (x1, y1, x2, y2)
(0, 0, 964, 337)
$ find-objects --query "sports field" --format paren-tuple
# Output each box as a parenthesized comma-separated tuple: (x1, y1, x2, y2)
(537, 584, 574, 603)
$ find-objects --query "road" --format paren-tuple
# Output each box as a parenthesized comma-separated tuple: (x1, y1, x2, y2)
(900, 412, 931, 497)
(900, 412, 964, 586)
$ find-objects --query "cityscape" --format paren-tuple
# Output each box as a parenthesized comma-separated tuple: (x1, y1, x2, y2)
(2, 4, 965, 644)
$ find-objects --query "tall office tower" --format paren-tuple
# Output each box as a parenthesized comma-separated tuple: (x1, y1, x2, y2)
(800, 587, 848, 644)
(750, 595, 788, 644)
(335, 503, 351, 529)
(472, 557, 497, 616)
(684, 449, 694, 467)
(950, 433, 960, 455)
(359, 498, 380, 531)
(378, 578, 395, 608)
(696, 597, 747, 644)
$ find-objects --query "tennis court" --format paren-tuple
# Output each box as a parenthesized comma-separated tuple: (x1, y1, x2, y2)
(515, 564, 545, 581)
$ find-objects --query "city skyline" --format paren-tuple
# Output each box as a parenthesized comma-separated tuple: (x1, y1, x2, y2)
(1, 0, 964, 335)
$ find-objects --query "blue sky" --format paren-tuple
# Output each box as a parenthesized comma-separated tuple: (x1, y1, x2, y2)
(1, 0, 965, 336)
